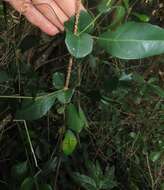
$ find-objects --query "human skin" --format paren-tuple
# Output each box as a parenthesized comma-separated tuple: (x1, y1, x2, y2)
(4, 0, 84, 35)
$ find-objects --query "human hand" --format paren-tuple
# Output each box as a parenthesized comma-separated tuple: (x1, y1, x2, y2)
(5, 0, 84, 35)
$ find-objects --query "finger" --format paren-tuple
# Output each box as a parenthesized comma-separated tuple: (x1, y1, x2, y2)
(54, 0, 85, 17)
(32, 0, 68, 31)
(8, 0, 59, 35)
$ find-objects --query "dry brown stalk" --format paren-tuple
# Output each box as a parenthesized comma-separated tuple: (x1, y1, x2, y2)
(64, 0, 81, 90)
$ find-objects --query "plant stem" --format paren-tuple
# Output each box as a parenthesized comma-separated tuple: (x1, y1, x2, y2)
(64, 0, 81, 90)
(146, 152, 155, 190)
(64, 57, 74, 90)
(78, 12, 102, 35)
(0, 89, 63, 100)
(74, 0, 81, 35)
(23, 120, 38, 168)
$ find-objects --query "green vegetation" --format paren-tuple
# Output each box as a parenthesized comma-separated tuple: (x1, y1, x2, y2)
(0, 0, 163, 189)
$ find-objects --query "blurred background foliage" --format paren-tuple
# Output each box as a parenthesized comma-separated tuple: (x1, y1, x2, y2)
(0, 0, 163, 189)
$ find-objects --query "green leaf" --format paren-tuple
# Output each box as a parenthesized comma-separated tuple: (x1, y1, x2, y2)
(16, 93, 57, 120)
(42, 157, 57, 176)
(66, 104, 84, 133)
(52, 72, 65, 89)
(101, 166, 117, 189)
(148, 84, 164, 98)
(133, 12, 150, 22)
(119, 73, 133, 81)
(73, 172, 97, 190)
(79, 106, 88, 128)
(87, 161, 103, 183)
(57, 106, 65, 114)
(20, 177, 35, 190)
(11, 161, 28, 181)
(97, 0, 113, 13)
(39, 184, 53, 190)
(65, 11, 94, 34)
(150, 151, 162, 162)
(123, 0, 129, 9)
(56, 89, 74, 104)
(100, 179, 117, 189)
(62, 130, 77, 156)
(65, 32, 93, 58)
(110, 6, 125, 27)
(98, 22, 164, 59)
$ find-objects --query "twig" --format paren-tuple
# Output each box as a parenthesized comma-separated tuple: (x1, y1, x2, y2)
(77, 63, 82, 107)
(64, 0, 81, 90)
(74, 0, 81, 35)
(146, 152, 155, 190)
(54, 157, 62, 189)
(23, 120, 39, 168)
(64, 57, 74, 90)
